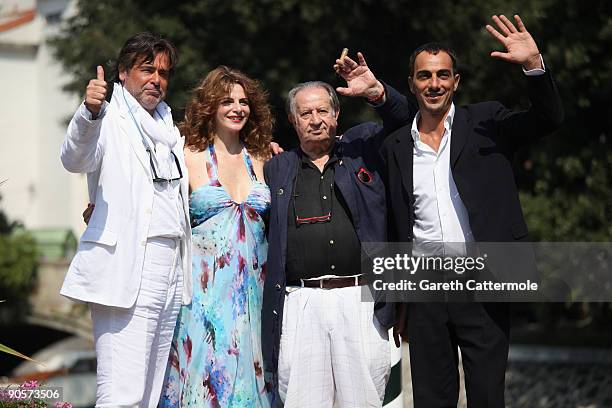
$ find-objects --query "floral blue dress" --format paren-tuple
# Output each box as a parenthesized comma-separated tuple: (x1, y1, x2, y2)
(159, 144, 271, 407)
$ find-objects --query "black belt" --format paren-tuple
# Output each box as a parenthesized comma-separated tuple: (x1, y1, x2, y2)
(287, 275, 367, 289)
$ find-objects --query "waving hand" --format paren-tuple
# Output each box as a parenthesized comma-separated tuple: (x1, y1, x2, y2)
(486, 14, 542, 70)
(334, 51, 385, 101)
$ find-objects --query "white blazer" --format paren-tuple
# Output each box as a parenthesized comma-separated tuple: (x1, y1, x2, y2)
(60, 84, 192, 308)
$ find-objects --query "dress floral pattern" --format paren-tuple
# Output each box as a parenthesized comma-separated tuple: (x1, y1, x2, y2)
(159, 144, 271, 407)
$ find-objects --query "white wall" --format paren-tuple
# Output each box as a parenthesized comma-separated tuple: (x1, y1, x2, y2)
(0, 0, 87, 236)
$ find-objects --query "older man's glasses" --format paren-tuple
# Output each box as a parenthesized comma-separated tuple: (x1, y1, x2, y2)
(293, 178, 334, 226)
(295, 209, 332, 225)
(147, 150, 183, 183)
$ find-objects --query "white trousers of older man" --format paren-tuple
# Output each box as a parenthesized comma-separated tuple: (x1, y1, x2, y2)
(278, 285, 391, 408)
(90, 237, 183, 408)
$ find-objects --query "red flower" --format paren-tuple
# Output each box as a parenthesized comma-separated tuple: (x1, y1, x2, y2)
(238, 254, 247, 274)
(217, 252, 231, 268)
(201, 260, 210, 290)
(183, 335, 192, 364)
(237, 217, 246, 242)
(246, 206, 259, 221)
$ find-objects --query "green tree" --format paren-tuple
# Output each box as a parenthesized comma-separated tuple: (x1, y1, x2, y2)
(0, 194, 38, 323)
(50, 0, 611, 242)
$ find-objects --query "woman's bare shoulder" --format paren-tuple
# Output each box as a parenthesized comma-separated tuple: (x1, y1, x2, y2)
(184, 144, 205, 162)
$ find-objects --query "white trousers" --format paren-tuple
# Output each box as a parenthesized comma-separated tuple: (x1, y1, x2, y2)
(90, 237, 183, 408)
(278, 285, 391, 408)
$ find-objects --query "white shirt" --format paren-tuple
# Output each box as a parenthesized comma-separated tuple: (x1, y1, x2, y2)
(145, 110, 186, 239)
(411, 104, 474, 255)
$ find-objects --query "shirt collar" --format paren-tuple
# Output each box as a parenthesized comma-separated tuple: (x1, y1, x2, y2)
(298, 143, 339, 169)
(411, 102, 456, 143)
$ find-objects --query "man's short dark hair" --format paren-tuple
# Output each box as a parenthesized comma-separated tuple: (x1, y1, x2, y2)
(408, 42, 459, 77)
(113, 32, 178, 82)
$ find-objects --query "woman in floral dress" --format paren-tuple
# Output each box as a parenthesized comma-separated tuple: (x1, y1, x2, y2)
(159, 66, 274, 407)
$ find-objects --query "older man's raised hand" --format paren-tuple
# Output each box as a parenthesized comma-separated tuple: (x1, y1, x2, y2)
(334, 51, 385, 102)
(486, 14, 543, 71)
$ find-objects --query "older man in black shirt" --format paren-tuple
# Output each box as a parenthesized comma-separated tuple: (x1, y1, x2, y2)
(286, 149, 362, 283)
(263, 58, 413, 406)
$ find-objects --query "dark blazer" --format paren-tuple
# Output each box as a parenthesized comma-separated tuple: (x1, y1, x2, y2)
(262, 84, 413, 384)
(380, 71, 564, 243)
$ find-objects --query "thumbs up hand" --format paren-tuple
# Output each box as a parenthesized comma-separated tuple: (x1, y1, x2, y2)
(85, 65, 107, 119)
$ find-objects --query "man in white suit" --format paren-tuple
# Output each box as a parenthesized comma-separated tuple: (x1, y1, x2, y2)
(60, 32, 192, 408)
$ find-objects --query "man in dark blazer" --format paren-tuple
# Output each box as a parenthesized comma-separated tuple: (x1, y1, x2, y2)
(262, 70, 412, 406)
(377, 15, 564, 408)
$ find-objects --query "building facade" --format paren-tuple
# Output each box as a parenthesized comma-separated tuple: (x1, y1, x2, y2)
(0, 0, 86, 238)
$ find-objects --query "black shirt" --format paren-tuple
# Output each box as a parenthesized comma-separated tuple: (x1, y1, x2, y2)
(285, 149, 362, 284)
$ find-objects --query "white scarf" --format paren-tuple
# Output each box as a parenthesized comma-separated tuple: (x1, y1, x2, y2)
(117, 83, 177, 179)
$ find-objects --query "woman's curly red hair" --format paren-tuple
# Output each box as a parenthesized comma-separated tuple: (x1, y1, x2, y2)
(181, 66, 274, 159)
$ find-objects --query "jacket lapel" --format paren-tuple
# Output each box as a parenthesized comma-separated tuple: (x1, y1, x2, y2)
(334, 159, 359, 226)
(450, 108, 469, 168)
(276, 152, 298, 267)
(392, 129, 414, 202)
(113, 91, 152, 178)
